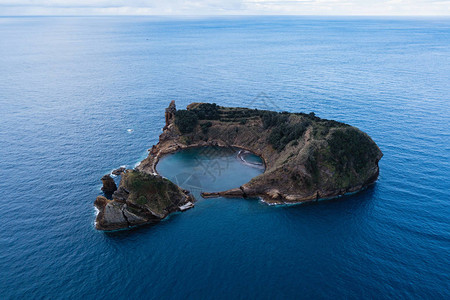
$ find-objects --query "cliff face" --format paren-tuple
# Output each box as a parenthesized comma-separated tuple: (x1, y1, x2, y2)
(95, 170, 194, 231)
(137, 102, 383, 204)
(101, 174, 117, 194)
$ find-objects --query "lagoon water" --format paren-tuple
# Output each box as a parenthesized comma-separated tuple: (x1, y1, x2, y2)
(1, 17, 449, 299)
(156, 147, 264, 196)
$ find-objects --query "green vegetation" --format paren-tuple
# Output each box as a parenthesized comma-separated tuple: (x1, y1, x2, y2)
(200, 121, 212, 134)
(220, 108, 260, 121)
(191, 103, 220, 120)
(268, 120, 311, 151)
(175, 110, 198, 133)
(177, 103, 353, 157)
(304, 148, 322, 184)
(261, 111, 289, 129)
(189, 103, 262, 123)
(126, 171, 171, 196)
(136, 195, 147, 205)
(328, 128, 377, 172)
(123, 171, 183, 214)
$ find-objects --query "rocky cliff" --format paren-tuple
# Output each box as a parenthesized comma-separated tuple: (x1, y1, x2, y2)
(137, 102, 383, 204)
(95, 170, 194, 230)
(101, 174, 117, 194)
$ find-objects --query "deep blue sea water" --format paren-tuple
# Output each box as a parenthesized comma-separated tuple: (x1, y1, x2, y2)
(0, 16, 449, 299)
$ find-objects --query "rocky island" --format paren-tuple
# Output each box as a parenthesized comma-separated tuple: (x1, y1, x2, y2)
(95, 170, 195, 230)
(95, 101, 382, 230)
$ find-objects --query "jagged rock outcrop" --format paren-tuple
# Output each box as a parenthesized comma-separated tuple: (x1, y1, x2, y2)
(101, 174, 117, 194)
(111, 167, 126, 176)
(95, 170, 195, 231)
(164, 100, 176, 129)
(137, 101, 383, 204)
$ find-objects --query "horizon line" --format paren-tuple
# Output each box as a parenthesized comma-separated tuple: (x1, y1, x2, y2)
(1, 14, 450, 18)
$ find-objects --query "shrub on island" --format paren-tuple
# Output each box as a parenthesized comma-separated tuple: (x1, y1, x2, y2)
(175, 110, 198, 133)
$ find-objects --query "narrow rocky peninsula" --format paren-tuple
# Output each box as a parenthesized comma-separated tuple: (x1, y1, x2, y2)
(95, 101, 382, 230)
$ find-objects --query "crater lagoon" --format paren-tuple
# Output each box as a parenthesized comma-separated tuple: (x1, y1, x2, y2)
(156, 147, 264, 197)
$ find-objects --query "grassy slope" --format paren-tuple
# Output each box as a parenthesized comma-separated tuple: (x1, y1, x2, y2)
(121, 170, 188, 216)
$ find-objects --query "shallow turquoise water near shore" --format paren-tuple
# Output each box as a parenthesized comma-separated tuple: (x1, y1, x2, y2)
(0, 16, 449, 299)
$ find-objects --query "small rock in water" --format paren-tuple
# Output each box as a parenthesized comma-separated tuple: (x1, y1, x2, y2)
(112, 167, 126, 176)
(101, 174, 117, 194)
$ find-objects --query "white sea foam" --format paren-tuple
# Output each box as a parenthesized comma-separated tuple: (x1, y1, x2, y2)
(93, 208, 100, 228)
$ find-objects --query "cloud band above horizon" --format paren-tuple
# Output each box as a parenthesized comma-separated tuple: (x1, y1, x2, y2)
(0, 0, 449, 16)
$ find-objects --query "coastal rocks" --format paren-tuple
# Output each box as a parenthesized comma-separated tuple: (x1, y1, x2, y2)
(94, 196, 127, 230)
(101, 175, 117, 194)
(122, 206, 148, 224)
(201, 187, 245, 199)
(94, 195, 109, 209)
(101, 202, 129, 229)
(112, 167, 126, 176)
(94, 197, 150, 231)
(164, 100, 176, 129)
(266, 189, 282, 200)
(95, 170, 195, 231)
(112, 186, 129, 203)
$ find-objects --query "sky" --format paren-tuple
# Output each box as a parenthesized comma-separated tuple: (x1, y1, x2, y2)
(0, 0, 449, 16)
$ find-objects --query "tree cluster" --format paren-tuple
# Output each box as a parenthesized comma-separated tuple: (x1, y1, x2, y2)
(260, 111, 289, 129)
(175, 110, 198, 133)
(192, 103, 220, 120)
(328, 128, 375, 172)
(268, 120, 310, 151)
(200, 121, 212, 134)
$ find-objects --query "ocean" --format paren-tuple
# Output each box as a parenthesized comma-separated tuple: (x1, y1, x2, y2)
(0, 16, 449, 299)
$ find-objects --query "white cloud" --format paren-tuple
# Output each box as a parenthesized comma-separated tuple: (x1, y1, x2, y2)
(0, 0, 448, 15)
